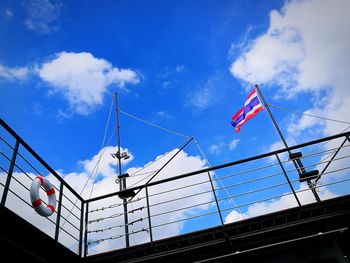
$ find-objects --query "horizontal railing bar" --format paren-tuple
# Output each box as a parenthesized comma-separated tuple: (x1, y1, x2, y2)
(59, 225, 80, 242)
(0, 141, 83, 207)
(151, 165, 350, 223)
(6, 187, 56, 225)
(60, 203, 81, 222)
(218, 165, 350, 204)
(61, 195, 82, 211)
(211, 145, 350, 184)
(0, 165, 8, 173)
(0, 136, 47, 179)
(151, 201, 216, 218)
(153, 210, 218, 229)
(9, 177, 82, 238)
(59, 214, 81, 232)
(148, 180, 210, 198)
(1, 155, 84, 219)
(150, 188, 213, 208)
(87, 132, 350, 203)
(221, 176, 350, 214)
(0, 119, 84, 202)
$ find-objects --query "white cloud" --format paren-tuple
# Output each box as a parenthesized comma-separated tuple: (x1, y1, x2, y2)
(1, 145, 214, 255)
(209, 139, 240, 154)
(38, 52, 140, 115)
(175, 65, 186, 73)
(228, 139, 240, 151)
(230, 0, 350, 136)
(209, 142, 225, 155)
(187, 74, 225, 110)
(158, 65, 186, 90)
(4, 8, 13, 19)
(23, 0, 61, 34)
(230, 0, 350, 181)
(156, 111, 172, 118)
(0, 64, 29, 81)
(71, 147, 215, 254)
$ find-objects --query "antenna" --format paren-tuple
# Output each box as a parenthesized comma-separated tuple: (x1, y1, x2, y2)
(114, 93, 134, 248)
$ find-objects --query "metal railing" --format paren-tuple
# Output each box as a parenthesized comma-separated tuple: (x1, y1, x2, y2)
(1, 118, 350, 257)
(0, 119, 86, 256)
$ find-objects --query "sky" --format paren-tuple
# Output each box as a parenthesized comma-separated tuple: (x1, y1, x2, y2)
(1, 0, 350, 255)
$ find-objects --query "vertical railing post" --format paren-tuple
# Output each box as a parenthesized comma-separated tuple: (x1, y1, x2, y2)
(54, 182, 64, 242)
(145, 186, 153, 245)
(276, 154, 302, 207)
(206, 171, 225, 226)
(84, 201, 89, 258)
(1, 140, 19, 206)
(79, 199, 85, 257)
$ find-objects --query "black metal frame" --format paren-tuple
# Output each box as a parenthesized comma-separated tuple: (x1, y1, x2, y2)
(1, 118, 350, 259)
(0, 118, 85, 255)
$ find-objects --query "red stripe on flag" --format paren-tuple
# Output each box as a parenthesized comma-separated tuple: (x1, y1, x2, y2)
(235, 106, 263, 132)
(47, 205, 55, 213)
(36, 176, 44, 185)
(32, 199, 42, 208)
(46, 188, 55, 196)
(245, 88, 257, 103)
(231, 107, 244, 121)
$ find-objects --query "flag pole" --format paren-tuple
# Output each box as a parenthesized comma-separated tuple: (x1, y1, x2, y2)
(254, 84, 321, 202)
(254, 84, 289, 149)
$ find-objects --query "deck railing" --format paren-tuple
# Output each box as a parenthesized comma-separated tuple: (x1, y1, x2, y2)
(1, 118, 349, 257)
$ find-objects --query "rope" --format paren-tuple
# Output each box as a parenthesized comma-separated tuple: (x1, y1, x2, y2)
(119, 109, 191, 139)
(268, 104, 350, 125)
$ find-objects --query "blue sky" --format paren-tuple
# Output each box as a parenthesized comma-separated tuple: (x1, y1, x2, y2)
(1, 0, 350, 253)
(0, 0, 290, 172)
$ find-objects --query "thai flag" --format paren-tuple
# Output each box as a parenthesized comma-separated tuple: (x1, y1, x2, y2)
(231, 88, 264, 132)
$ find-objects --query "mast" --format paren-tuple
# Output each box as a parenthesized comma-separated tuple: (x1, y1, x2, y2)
(255, 84, 321, 202)
(115, 93, 130, 247)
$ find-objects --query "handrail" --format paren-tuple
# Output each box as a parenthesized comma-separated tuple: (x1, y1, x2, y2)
(87, 130, 350, 202)
(0, 118, 84, 202)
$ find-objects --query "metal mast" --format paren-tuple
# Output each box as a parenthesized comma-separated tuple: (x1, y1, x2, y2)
(115, 93, 130, 247)
(255, 84, 321, 202)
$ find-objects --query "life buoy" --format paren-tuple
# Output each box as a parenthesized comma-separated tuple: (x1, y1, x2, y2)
(30, 176, 56, 217)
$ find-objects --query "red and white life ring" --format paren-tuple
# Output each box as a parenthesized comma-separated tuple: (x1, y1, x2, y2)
(30, 176, 56, 217)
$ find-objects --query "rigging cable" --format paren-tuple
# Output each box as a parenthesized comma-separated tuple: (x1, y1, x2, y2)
(128, 139, 190, 188)
(119, 109, 244, 214)
(88, 96, 115, 198)
(61, 97, 115, 230)
(268, 103, 350, 155)
(268, 104, 350, 125)
(119, 109, 191, 139)
(194, 139, 243, 214)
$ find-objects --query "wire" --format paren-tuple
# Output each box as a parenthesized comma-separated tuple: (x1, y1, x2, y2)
(305, 125, 350, 156)
(194, 139, 242, 214)
(268, 104, 350, 125)
(268, 103, 350, 162)
(128, 140, 190, 188)
(89, 96, 115, 199)
(60, 125, 116, 230)
(88, 228, 149, 246)
(119, 109, 191, 139)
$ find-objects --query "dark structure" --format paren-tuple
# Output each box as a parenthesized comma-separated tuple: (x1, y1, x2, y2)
(1, 118, 349, 262)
